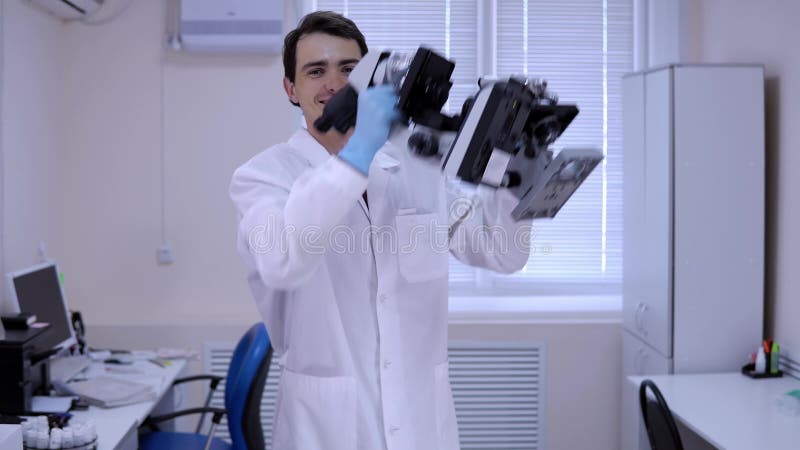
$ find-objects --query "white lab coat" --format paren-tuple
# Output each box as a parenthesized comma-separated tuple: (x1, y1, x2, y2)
(230, 128, 530, 450)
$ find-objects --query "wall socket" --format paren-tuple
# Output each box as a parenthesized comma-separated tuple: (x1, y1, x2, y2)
(157, 245, 175, 265)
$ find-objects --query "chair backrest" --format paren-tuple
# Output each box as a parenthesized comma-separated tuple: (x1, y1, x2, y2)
(224, 323, 273, 450)
(639, 379, 684, 450)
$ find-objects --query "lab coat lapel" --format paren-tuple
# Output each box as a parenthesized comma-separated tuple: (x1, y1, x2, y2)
(287, 127, 333, 168)
(288, 127, 403, 219)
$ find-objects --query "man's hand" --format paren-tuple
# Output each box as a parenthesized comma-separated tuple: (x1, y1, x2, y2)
(338, 85, 401, 175)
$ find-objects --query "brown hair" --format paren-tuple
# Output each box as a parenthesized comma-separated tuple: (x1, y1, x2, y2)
(283, 11, 368, 85)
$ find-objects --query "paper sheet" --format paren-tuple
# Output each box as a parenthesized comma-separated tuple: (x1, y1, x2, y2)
(31, 396, 74, 413)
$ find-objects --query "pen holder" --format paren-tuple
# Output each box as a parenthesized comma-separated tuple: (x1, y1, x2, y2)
(741, 362, 783, 379)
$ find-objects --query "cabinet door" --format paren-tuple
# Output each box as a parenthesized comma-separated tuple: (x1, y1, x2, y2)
(622, 329, 672, 377)
(621, 330, 672, 450)
(640, 68, 674, 356)
(671, 66, 765, 373)
(622, 74, 646, 335)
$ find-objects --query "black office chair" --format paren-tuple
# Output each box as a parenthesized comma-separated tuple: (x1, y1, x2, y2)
(639, 379, 684, 450)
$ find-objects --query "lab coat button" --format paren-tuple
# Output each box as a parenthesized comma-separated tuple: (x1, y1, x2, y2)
(383, 359, 392, 369)
(379, 293, 387, 303)
(389, 425, 400, 435)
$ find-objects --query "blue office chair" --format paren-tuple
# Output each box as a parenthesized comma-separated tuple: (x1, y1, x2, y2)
(639, 379, 684, 450)
(140, 323, 273, 450)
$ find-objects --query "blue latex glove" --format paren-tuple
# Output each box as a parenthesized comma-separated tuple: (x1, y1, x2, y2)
(338, 85, 401, 175)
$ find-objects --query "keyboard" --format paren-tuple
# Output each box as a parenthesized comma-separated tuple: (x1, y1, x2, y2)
(50, 355, 92, 382)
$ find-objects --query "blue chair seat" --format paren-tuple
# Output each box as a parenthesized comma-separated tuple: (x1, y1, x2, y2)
(139, 431, 231, 450)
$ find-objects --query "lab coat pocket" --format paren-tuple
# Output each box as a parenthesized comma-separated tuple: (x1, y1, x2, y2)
(395, 212, 449, 282)
(271, 369, 357, 450)
(434, 360, 461, 450)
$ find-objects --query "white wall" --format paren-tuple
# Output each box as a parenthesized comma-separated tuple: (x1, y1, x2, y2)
(632, 0, 694, 69)
(1, 0, 300, 322)
(685, 0, 800, 358)
(56, 0, 298, 326)
(0, 0, 67, 285)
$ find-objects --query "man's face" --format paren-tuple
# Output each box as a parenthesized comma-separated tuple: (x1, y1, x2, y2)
(284, 32, 362, 126)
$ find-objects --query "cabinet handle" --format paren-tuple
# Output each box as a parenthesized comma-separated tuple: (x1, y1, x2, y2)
(634, 302, 644, 332)
(639, 303, 649, 337)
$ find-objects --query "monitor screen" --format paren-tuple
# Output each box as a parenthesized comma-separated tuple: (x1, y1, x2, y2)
(7, 262, 75, 353)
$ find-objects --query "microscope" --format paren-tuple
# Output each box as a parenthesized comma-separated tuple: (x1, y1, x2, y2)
(314, 47, 603, 220)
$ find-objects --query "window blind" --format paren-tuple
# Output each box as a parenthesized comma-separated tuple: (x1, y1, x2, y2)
(487, 0, 631, 294)
(311, 0, 632, 296)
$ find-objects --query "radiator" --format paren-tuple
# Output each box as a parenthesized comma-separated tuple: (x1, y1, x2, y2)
(204, 340, 545, 449)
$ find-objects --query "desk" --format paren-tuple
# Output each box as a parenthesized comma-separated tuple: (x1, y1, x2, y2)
(629, 373, 800, 450)
(68, 359, 186, 450)
(0, 424, 22, 450)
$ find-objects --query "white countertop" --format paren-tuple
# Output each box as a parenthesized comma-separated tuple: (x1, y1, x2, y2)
(629, 372, 800, 450)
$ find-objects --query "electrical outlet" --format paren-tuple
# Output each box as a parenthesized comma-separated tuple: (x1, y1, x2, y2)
(157, 245, 175, 265)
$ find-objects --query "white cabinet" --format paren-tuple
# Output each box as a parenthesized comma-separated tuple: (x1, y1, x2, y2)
(620, 65, 765, 450)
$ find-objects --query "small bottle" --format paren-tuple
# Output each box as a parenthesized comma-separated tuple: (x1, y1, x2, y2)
(62, 428, 74, 448)
(74, 426, 86, 446)
(48, 428, 62, 449)
(23, 429, 36, 448)
(755, 346, 767, 373)
(36, 431, 49, 449)
(770, 342, 780, 374)
(87, 421, 98, 442)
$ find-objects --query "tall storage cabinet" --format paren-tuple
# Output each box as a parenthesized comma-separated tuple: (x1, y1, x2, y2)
(620, 65, 765, 450)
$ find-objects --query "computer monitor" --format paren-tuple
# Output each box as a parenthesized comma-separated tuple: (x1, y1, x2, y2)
(5, 262, 76, 354)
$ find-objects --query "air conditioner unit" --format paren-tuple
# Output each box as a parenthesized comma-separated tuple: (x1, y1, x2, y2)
(178, 0, 283, 54)
(27, 0, 105, 20)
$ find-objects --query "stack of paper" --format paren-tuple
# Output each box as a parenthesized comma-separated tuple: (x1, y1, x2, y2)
(54, 376, 156, 408)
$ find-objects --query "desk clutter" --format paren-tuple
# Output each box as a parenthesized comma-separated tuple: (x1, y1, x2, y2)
(742, 339, 783, 378)
(53, 376, 156, 408)
(21, 415, 97, 449)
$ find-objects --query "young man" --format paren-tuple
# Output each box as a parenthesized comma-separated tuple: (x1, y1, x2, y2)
(230, 11, 531, 450)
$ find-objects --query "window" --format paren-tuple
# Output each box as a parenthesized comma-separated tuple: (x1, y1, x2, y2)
(313, 0, 632, 296)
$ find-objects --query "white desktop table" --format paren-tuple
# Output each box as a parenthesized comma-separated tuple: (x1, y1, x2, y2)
(0, 424, 22, 450)
(69, 358, 187, 450)
(629, 373, 800, 450)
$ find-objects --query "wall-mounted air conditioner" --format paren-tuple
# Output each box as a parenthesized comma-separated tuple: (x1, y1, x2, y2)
(27, 0, 105, 20)
(178, 0, 283, 54)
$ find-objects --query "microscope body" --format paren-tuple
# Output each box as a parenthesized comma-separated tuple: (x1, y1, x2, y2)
(314, 47, 603, 220)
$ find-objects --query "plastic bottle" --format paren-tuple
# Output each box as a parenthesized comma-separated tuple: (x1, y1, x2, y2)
(74, 426, 86, 446)
(23, 429, 36, 448)
(62, 428, 74, 448)
(87, 420, 98, 443)
(755, 346, 766, 373)
(48, 428, 62, 449)
(770, 342, 780, 374)
(36, 431, 49, 449)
